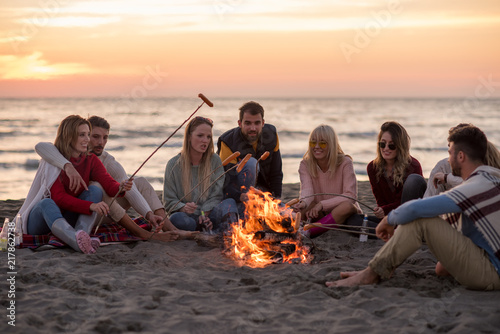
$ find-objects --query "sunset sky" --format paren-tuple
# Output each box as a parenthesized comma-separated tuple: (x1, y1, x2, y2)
(1, 0, 499, 98)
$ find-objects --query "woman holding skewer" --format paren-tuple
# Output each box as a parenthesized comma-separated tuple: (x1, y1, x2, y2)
(17, 115, 136, 254)
(367, 121, 426, 219)
(292, 125, 363, 238)
(163, 116, 239, 233)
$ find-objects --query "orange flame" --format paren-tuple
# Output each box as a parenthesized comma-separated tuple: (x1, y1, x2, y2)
(225, 187, 311, 268)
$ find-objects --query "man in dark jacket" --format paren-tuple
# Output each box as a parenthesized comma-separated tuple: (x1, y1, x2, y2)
(217, 101, 283, 204)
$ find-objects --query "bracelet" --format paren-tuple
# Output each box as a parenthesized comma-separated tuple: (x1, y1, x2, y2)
(147, 231, 156, 241)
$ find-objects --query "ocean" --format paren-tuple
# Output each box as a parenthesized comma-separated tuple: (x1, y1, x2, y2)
(1, 97, 499, 200)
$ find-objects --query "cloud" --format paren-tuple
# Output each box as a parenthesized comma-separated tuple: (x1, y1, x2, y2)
(0, 52, 93, 80)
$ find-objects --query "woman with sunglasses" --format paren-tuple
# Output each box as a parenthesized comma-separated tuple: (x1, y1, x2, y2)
(163, 116, 238, 233)
(293, 125, 362, 238)
(367, 121, 426, 219)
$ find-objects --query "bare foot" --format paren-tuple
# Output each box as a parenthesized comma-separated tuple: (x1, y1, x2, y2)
(150, 231, 180, 242)
(325, 267, 380, 287)
(176, 230, 199, 240)
(340, 270, 362, 279)
(435, 262, 450, 277)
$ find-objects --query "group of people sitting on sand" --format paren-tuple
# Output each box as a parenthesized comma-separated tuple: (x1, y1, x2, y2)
(13, 100, 500, 291)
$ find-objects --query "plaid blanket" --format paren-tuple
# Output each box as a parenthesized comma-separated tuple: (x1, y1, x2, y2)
(2, 217, 151, 250)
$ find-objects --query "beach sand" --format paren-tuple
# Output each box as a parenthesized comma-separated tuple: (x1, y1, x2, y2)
(1, 182, 499, 333)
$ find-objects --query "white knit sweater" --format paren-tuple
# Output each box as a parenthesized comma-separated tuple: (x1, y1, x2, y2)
(35, 142, 152, 217)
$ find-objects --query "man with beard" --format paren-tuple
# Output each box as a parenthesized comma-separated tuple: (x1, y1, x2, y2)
(217, 101, 283, 204)
(326, 124, 500, 290)
(35, 116, 192, 241)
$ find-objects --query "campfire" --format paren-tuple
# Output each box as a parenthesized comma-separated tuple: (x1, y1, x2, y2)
(224, 187, 311, 268)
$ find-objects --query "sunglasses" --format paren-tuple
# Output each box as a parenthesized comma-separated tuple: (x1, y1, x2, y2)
(193, 116, 213, 125)
(309, 140, 327, 149)
(379, 142, 396, 150)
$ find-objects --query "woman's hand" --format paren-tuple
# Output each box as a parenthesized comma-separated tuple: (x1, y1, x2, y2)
(180, 202, 197, 214)
(306, 202, 323, 219)
(292, 200, 306, 213)
(64, 163, 87, 193)
(120, 179, 133, 192)
(89, 201, 110, 216)
(373, 206, 385, 219)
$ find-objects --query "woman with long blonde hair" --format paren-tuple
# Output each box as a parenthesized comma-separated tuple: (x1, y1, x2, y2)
(163, 116, 238, 232)
(368, 121, 426, 219)
(293, 124, 361, 238)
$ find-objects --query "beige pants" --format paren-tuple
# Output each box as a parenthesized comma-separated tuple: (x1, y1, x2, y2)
(369, 217, 500, 290)
(92, 177, 163, 223)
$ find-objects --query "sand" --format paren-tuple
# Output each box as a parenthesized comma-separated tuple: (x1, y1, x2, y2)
(1, 182, 499, 333)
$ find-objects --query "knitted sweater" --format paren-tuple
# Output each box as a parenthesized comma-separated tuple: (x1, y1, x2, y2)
(35, 142, 152, 217)
(163, 153, 224, 215)
(298, 157, 362, 213)
(16, 154, 121, 232)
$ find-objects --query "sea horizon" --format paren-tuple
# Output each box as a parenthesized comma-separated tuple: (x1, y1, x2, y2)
(1, 96, 499, 200)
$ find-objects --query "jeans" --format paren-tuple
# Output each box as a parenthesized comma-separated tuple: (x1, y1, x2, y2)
(27, 185, 103, 235)
(345, 174, 426, 236)
(401, 173, 427, 203)
(170, 198, 239, 233)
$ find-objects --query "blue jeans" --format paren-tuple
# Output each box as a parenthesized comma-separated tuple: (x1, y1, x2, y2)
(27, 185, 103, 235)
(170, 198, 239, 233)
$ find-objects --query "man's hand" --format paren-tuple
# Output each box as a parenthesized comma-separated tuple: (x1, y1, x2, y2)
(240, 192, 249, 202)
(376, 216, 395, 242)
(120, 179, 133, 192)
(432, 172, 446, 188)
(198, 215, 213, 232)
(89, 201, 110, 216)
(145, 212, 165, 232)
(64, 163, 87, 193)
(180, 202, 197, 214)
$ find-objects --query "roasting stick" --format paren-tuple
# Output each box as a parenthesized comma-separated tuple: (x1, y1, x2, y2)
(94, 93, 214, 234)
(303, 223, 376, 231)
(195, 153, 252, 205)
(253, 151, 270, 186)
(156, 154, 252, 238)
(286, 193, 376, 239)
(304, 222, 378, 237)
(285, 193, 376, 212)
(165, 151, 241, 218)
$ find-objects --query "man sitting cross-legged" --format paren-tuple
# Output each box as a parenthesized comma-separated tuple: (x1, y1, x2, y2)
(326, 124, 500, 291)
